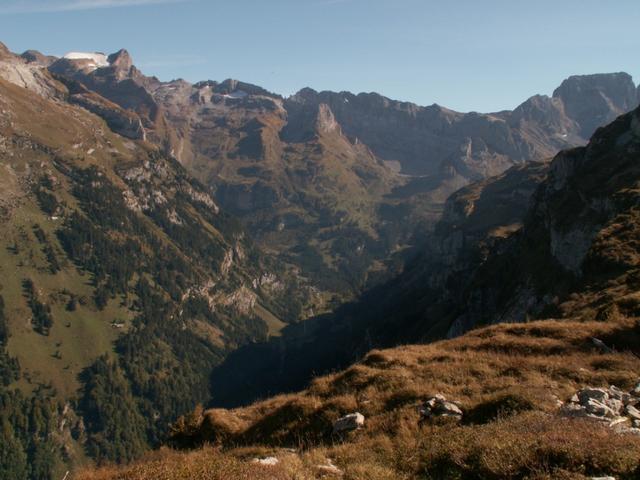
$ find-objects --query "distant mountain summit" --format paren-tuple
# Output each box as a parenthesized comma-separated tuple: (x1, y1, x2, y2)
(552, 72, 639, 138)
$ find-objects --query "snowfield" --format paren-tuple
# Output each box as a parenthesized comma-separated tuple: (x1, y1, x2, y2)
(63, 52, 110, 70)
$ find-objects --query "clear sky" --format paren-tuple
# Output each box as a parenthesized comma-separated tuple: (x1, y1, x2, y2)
(1, 0, 638, 112)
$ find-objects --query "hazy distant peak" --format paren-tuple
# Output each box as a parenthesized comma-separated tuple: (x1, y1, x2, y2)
(20, 49, 57, 66)
(552, 71, 638, 138)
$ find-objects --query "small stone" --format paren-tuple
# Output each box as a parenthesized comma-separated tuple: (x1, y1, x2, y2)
(584, 398, 616, 418)
(420, 395, 463, 420)
(578, 388, 609, 406)
(333, 412, 365, 434)
(606, 398, 624, 415)
(316, 459, 343, 476)
(608, 416, 629, 428)
(252, 457, 279, 466)
(626, 404, 640, 420)
(434, 400, 463, 416)
(608, 385, 631, 404)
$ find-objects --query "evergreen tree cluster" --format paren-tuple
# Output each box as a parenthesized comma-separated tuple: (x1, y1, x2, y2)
(32, 224, 61, 274)
(0, 295, 64, 480)
(22, 279, 54, 336)
(0, 389, 64, 480)
(0, 296, 20, 386)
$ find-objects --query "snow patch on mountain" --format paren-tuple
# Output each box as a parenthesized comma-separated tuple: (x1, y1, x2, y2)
(63, 52, 110, 70)
(223, 90, 248, 100)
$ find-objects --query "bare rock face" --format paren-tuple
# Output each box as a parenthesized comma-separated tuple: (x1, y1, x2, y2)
(70, 92, 146, 140)
(49, 50, 164, 142)
(553, 73, 638, 138)
(286, 73, 638, 183)
(52, 75, 146, 140)
(316, 103, 341, 135)
(0, 44, 65, 99)
(107, 49, 133, 80)
(440, 102, 640, 338)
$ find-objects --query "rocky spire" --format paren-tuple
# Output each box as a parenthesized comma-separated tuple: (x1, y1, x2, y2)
(0, 41, 13, 60)
(107, 49, 133, 79)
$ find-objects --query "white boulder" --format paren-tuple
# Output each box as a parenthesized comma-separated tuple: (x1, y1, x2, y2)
(333, 412, 365, 434)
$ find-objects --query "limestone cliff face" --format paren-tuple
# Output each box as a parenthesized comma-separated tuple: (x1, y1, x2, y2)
(49, 50, 166, 143)
(530, 106, 639, 275)
(286, 74, 638, 184)
(0, 44, 65, 99)
(447, 104, 640, 336)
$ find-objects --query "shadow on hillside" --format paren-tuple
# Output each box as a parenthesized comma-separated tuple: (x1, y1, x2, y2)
(209, 309, 360, 408)
(600, 319, 640, 356)
(209, 251, 455, 408)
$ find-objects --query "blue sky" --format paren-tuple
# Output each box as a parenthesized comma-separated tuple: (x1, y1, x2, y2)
(1, 0, 638, 112)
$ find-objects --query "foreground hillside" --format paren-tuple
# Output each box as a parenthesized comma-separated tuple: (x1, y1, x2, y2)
(78, 316, 640, 480)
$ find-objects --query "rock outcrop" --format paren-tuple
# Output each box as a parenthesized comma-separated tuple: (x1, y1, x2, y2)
(419, 394, 463, 421)
(0, 44, 65, 99)
(562, 385, 640, 434)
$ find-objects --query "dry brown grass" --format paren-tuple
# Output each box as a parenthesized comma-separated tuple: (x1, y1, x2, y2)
(75, 447, 313, 480)
(423, 412, 640, 479)
(77, 316, 640, 479)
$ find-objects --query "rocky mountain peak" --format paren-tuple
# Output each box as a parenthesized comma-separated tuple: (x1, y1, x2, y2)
(107, 48, 133, 74)
(289, 87, 320, 104)
(0, 41, 12, 60)
(552, 72, 638, 137)
(20, 50, 56, 67)
(217, 78, 240, 93)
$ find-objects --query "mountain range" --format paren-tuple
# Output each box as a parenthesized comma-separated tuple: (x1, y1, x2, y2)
(19, 45, 640, 308)
(0, 40, 639, 479)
